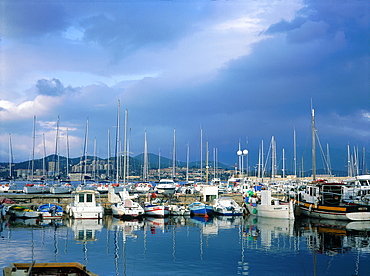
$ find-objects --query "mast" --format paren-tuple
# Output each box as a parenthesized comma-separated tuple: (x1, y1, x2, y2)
(93, 137, 97, 180)
(54, 116, 60, 180)
(143, 130, 148, 181)
(31, 116, 36, 182)
(107, 129, 110, 180)
(83, 117, 89, 182)
(271, 136, 276, 179)
(311, 108, 316, 181)
(293, 128, 297, 177)
(205, 140, 209, 183)
(172, 128, 176, 180)
(115, 101, 120, 183)
(158, 149, 161, 180)
(282, 148, 285, 179)
(200, 127, 203, 181)
(42, 134, 46, 179)
(123, 109, 128, 184)
(8, 134, 13, 180)
(66, 128, 70, 178)
(186, 143, 190, 183)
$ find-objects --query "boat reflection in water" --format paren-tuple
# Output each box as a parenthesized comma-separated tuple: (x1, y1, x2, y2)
(1, 215, 370, 276)
(299, 218, 370, 256)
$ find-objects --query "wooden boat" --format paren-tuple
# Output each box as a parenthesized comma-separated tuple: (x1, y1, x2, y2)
(213, 197, 243, 216)
(66, 189, 104, 219)
(296, 180, 370, 221)
(244, 189, 295, 219)
(3, 262, 97, 276)
(188, 202, 213, 217)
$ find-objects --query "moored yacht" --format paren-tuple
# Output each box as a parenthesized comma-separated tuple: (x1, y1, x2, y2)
(155, 179, 176, 195)
(66, 189, 104, 219)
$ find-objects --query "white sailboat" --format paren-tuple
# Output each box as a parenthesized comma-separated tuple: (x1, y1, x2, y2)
(23, 116, 50, 194)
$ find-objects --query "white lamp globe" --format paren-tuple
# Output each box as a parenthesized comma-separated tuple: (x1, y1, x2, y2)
(243, 149, 249, 155)
(237, 150, 242, 156)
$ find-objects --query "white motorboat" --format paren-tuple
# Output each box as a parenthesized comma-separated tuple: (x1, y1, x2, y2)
(66, 189, 104, 219)
(212, 197, 243, 216)
(169, 204, 191, 216)
(245, 189, 295, 219)
(23, 181, 50, 194)
(0, 180, 16, 192)
(109, 188, 144, 220)
(50, 181, 74, 194)
(155, 179, 176, 195)
(130, 182, 153, 193)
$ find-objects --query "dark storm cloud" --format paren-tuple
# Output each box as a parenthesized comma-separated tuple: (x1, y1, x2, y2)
(79, 2, 207, 58)
(36, 78, 66, 96)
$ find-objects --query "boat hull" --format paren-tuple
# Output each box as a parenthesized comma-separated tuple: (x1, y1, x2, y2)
(245, 201, 295, 219)
(111, 204, 145, 220)
(144, 205, 169, 217)
(189, 205, 213, 217)
(68, 206, 104, 219)
(297, 200, 370, 221)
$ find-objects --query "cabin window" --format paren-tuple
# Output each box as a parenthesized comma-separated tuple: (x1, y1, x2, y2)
(86, 230, 93, 239)
(87, 193, 93, 202)
(79, 194, 84, 203)
(78, 230, 84, 240)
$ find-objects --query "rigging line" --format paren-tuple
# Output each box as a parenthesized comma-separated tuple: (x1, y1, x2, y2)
(314, 131, 332, 176)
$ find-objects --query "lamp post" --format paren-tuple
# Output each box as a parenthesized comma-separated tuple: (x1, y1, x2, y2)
(237, 149, 248, 177)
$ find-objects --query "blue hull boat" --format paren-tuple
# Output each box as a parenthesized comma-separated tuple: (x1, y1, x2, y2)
(188, 202, 213, 217)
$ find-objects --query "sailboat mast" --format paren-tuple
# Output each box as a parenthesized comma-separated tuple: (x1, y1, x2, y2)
(200, 127, 203, 181)
(205, 140, 209, 183)
(123, 109, 128, 184)
(158, 149, 161, 180)
(107, 129, 110, 180)
(115, 101, 120, 183)
(186, 143, 190, 183)
(54, 116, 60, 179)
(311, 108, 316, 180)
(143, 130, 148, 181)
(31, 116, 36, 182)
(172, 128, 176, 179)
(42, 134, 46, 179)
(66, 128, 70, 177)
(293, 128, 297, 177)
(8, 134, 13, 179)
(83, 117, 89, 180)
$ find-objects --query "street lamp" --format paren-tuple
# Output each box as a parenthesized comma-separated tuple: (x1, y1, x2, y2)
(237, 149, 248, 177)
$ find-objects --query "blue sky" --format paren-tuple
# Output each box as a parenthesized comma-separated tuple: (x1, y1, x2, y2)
(0, 0, 369, 174)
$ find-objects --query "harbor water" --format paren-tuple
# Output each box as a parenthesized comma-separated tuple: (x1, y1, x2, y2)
(1, 214, 370, 276)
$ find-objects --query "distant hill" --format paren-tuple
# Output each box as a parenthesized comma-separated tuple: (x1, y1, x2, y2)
(0, 153, 348, 178)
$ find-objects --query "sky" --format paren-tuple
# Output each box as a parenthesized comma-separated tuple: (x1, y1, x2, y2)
(0, 0, 369, 175)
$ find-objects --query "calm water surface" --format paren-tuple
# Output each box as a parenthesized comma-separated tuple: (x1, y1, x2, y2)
(1, 213, 370, 275)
